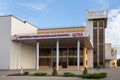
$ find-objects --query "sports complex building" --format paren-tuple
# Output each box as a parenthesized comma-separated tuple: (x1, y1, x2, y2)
(0, 9, 117, 70)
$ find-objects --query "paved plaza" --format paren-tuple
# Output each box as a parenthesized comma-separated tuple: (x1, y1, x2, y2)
(0, 67, 120, 80)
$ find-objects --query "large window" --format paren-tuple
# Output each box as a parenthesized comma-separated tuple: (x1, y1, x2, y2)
(93, 29, 97, 48)
(93, 20, 104, 28)
(99, 21, 104, 27)
(39, 58, 51, 66)
(68, 48, 77, 56)
(93, 21, 97, 27)
(68, 58, 77, 65)
(39, 48, 51, 56)
(39, 47, 84, 67)
(53, 58, 56, 67)
(80, 57, 83, 65)
(60, 58, 67, 68)
(99, 29, 104, 44)
(60, 48, 67, 56)
(53, 48, 56, 56)
(80, 47, 83, 56)
(68, 48, 83, 56)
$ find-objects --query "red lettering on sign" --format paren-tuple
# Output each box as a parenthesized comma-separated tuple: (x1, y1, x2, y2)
(72, 32, 83, 37)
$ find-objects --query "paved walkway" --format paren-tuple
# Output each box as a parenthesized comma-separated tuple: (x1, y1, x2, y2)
(0, 67, 120, 80)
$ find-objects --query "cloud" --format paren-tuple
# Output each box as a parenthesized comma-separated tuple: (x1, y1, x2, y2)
(94, 0, 110, 8)
(21, 2, 46, 12)
(105, 7, 120, 58)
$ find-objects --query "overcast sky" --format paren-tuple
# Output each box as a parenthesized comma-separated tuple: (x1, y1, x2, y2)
(0, 0, 120, 58)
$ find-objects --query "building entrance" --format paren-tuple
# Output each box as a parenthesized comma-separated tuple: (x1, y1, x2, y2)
(60, 48, 67, 68)
(39, 47, 84, 69)
(53, 48, 67, 68)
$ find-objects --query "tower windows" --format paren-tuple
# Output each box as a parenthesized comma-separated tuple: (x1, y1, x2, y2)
(99, 21, 104, 27)
(93, 21, 97, 27)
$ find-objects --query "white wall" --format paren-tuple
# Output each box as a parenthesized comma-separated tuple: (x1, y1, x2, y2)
(86, 20, 93, 42)
(10, 41, 36, 69)
(105, 44, 117, 68)
(20, 43, 36, 69)
(10, 41, 23, 69)
(105, 44, 112, 60)
(86, 19, 93, 68)
(11, 16, 37, 35)
(10, 16, 37, 69)
(0, 16, 11, 69)
(105, 60, 115, 68)
(105, 44, 117, 60)
(111, 48, 117, 59)
(87, 49, 93, 68)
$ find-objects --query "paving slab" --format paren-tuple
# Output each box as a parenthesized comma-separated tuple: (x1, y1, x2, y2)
(0, 67, 120, 80)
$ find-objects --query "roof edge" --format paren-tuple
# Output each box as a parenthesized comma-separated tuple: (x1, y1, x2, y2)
(38, 26, 85, 30)
(0, 15, 38, 29)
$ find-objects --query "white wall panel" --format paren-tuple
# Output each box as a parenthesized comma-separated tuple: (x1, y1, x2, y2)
(0, 16, 11, 69)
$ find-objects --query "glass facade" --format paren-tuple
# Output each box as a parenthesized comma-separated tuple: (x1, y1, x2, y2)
(99, 29, 104, 65)
(93, 20, 105, 67)
(93, 29, 97, 67)
(99, 21, 104, 27)
(93, 21, 97, 27)
(39, 47, 84, 68)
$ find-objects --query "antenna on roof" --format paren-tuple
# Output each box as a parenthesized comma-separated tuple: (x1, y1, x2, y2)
(24, 21, 27, 23)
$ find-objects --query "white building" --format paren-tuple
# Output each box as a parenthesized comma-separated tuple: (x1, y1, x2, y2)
(0, 9, 116, 70)
(0, 16, 37, 69)
(105, 43, 117, 68)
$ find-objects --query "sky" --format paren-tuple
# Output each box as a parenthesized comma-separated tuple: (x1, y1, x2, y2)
(0, 0, 120, 58)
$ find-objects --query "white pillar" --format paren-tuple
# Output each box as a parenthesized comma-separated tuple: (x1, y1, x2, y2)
(56, 40, 59, 70)
(36, 41, 39, 70)
(17, 42, 21, 69)
(77, 40, 80, 70)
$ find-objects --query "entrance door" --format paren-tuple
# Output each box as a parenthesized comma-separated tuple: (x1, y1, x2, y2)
(52, 48, 68, 68)
(62, 58, 67, 68)
(60, 48, 67, 68)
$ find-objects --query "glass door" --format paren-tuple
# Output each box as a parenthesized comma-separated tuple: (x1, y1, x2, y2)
(60, 48, 67, 68)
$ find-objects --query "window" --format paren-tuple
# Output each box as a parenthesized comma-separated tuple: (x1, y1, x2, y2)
(80, 57, 83, 66)
(68, 58, 77, 65)
(93, 21, 97, 27)
(53, 49, 56, 56)
(99, 21, 103, 27)
(59, 48, 67, 56)
(93, 29, 97, 48)
(39, 58, 50, 66)
(39, 48, 51, 56)
(68, 48, 77, 56)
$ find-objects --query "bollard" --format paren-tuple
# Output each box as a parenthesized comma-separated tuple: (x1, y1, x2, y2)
(20, 66, 23, 75)
(91, 67, 94, 74)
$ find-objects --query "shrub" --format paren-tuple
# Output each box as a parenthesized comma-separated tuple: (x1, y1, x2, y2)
(99, 73, 107, 78)
(52, 67, 58, 76)
(81, 73, 107, 79)
(83, 67, 88, 75)
(33, 72, 47, 76)
(22, 71, 29, 75)
(92, 73, 102, 79)
(7, 73, 21, 76)
(81, 74, 93, 79)
(7, 71, 30, 76)
(63, 72, 76, 77)
(92, 73, 107, 79)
